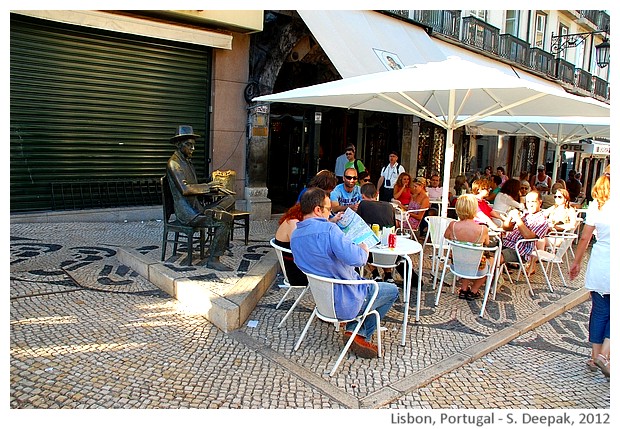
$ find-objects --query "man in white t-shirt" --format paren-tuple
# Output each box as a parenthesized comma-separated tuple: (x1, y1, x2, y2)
(376, 151, 405, 202)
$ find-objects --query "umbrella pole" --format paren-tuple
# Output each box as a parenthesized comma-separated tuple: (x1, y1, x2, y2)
(440, 128, 454, 219)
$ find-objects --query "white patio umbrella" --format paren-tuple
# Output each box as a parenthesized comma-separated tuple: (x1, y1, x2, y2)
(461, 115, 610, 182)
(254, 57, 610, 217)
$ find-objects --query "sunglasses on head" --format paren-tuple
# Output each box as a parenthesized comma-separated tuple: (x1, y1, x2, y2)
(344, 175, 358, 181)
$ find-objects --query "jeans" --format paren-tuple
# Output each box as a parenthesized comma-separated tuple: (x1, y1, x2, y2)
(346, 281, 399, 339)
(589, 291, 610, 344)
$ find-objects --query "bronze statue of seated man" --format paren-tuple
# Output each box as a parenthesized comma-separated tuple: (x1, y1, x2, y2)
(166, 125, 235, 271)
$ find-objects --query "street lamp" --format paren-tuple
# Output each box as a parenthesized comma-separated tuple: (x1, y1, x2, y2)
(551, 30, 610, 68)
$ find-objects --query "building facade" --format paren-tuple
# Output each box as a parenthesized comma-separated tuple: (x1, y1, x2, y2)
(11, 10, 610, 219)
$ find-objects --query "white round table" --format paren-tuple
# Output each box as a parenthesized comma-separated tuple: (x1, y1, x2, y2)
(370, 237, 423, 345)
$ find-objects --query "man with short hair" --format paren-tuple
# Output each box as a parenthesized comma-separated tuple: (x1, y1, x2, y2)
(376, 151, 405, 202)
(291, 187, 399, 359)
(343, 145, 366, 176)
(166, 125, 235, 271)
(530, 165, 552, 195)
(500, 190, 550, 266)
(330, 167, 362, 212)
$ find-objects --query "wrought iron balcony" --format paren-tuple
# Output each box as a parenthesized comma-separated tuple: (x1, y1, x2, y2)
(575, 68, 593, 92)
(461, 15, 499, 54)
(556, 58, 576, 85)
(592, 76, 609, 100)
(411, 10, 461, 40)
(578, 10, 610, 31)
(529, 48, 556, 78)
(498, 34, 530, 66)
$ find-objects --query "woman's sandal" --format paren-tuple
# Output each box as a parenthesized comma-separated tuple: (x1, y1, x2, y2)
(586, 358, 599, 372)
(594, 354, 610, 379)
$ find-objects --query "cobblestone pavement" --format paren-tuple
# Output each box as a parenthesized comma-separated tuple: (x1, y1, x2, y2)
(9, 219, 610, 418)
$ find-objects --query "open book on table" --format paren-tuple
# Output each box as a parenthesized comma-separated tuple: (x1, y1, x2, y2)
(336, 208, 380, 248)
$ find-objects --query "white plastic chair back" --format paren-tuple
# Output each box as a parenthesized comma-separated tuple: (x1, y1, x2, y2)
(306, 275, 338, 319)
(270, 238, 311, 327)
(425, 216, 455, 248)
(270, 238, 292, 286)
(450, 242, 488, 278)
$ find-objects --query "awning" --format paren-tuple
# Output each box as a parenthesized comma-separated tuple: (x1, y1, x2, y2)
(298, 10, 444, 78)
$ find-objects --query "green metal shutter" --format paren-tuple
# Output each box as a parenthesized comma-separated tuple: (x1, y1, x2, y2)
(10, 14, 211, 212)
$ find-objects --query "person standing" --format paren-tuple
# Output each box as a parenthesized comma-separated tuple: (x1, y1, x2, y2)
(330, 167, 362, 212)
(291, 187, 399, 359)
(566, 169, 583, 202)
(376, 151, 405, 202)
(334, 150, 348, 184)
(569, 169, 610, 379)
(530, 164, 552, 195)
(166, 125, 235, 271)
(343, 145, 366, 176)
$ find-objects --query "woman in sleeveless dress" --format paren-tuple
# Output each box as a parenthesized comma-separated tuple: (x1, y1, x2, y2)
(444, 194, 490, 300)
(274, 204, 308, 286)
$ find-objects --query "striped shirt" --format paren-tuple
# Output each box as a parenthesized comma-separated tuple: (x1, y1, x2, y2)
(502, 210, 549, 260)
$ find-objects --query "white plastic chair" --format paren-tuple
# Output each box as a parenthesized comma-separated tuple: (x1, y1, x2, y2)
(392, 204, 427, 242)
(518, 233, 578, 290)
(435, 239, 500, 317)
(294, 272, 381, 376)
(423, 216, 455, 288)
(270, 238, 310, 328)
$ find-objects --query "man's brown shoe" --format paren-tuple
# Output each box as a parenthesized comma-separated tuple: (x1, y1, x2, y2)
(349, 334, 378, 359)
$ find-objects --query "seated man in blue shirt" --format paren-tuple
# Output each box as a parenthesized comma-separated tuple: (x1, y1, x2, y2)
(330, 167, 362, 212)
(291, 187, 399, 359)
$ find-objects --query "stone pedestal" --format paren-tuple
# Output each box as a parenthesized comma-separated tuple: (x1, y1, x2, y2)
(245, 186, 271, 220)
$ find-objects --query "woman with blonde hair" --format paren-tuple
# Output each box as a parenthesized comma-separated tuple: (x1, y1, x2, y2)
(544, 188, 577, 232)
(569, 166, 610, 379)
(444, 194, 490, 300)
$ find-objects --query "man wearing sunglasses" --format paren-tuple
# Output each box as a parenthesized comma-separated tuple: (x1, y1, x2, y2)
(330, 167, 362, 212)
(343, 145, 366, 177)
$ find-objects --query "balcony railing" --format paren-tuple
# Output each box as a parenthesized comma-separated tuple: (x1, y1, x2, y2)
(498, 34, 530, 66)
(592, 76, 609, 100)
(556, 59, 576, 85)
(580, 10, 609, 31)
(411, 10, 461, 39)
(575, 68, 593, 92)
(461, 15, 499, 54)
(379, 10, 610, 102)
(529, 48, 556, 78)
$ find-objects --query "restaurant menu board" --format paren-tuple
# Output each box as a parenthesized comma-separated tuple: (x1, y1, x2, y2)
(336, 208, 380, 248)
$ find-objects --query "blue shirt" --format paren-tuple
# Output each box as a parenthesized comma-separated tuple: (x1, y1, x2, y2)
(290, 217, 370, 320)
(334, 153, 348, 177)
(330, 183, 361, 208)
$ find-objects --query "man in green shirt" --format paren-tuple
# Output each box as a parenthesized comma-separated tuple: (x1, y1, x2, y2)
(343, 145, 366, 176)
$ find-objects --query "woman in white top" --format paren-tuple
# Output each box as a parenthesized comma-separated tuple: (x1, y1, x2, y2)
(569, 170, 610, 379)
(492, 178, 524, 214)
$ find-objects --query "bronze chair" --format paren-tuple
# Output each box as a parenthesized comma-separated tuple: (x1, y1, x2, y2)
(160, 176, 206, 266)
(211, 170, 250, 245)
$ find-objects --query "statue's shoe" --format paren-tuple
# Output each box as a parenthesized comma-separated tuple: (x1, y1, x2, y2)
(206, 259, 233, 272)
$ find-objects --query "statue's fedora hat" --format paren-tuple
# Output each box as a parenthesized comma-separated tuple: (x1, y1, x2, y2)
(170, 125, 200, 143)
